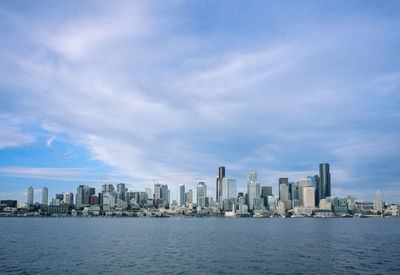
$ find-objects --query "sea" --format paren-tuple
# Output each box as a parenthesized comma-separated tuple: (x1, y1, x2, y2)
(0, 217, 399, 274)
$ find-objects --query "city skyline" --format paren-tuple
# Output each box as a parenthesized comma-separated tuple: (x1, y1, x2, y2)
(1, 1, 400, 203)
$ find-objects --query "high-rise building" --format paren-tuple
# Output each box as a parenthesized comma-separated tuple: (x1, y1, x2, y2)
(185, 189, 193, 205)
(27, 186, 34, 206)
(177, 184, 185, 207)
(42, 186, 48, 206)
(247, 171, 260, 211)
(374, 190, 384, 212)
(222, 178, 237, 200)
(145, 188, 153, 200)
(154, 183, 161, 202)
(197, 182, 207, 208)
(319, 163, 331, 198)
(261, 186, 272, 208)
(278, 178, 289, 209)
(302, 186, 315, 208)
(216, 166, 225, 202)
(56, 194, 64, 201)
(161, 185, 168, 207)
(298, 178, 312, 206)
(289, 182, 299, 201)
(117, 183, 126, 203)
(64, 192, 74, 206)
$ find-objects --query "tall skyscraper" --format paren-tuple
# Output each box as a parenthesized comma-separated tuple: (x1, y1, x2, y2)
(76, 185, 85, 208)
(298, 178, 312, 206)
(117, 183, 126, 202)
(64, 192, 74, 206)
(247, 171, 260, 211)
(216, 166, 225, 202)
(145, 188, 153, 200)
(261, 186, 272, 208)
(42, 186, 48, 206)
(197, 182, 207, 208)
(27, 186, 34, 206)
(278, 178, 289, 209)
(161, 184, 168, 207)
(222, 178, 237, 200)
(177, 184, 185, 207)
(185, 189, 193, 204)
(302, 186, 315, 208)
(154, 183, 161, 201)
(319, 163, 331, 198)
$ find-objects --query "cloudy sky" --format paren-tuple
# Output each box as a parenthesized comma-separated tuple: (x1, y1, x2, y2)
(0, 1, 399, 203)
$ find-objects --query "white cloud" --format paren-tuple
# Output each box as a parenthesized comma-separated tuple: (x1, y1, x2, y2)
(46, 136, 55, 147)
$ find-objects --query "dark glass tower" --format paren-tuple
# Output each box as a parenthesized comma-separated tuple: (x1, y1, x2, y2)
(216, 166, 225, 202)
(319, 163, 331, 198)
(261, 186, 273, 207)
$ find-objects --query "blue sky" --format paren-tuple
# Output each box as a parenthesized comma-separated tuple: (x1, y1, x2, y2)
(0, 1, 399, 203)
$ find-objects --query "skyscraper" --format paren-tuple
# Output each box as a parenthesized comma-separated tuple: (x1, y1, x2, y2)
(247, 171, 260, 211)
(302, 186, 315, 208)
(64, 192, 74, 206)
(27, 186, 34, 206)
(145, 188, 153, 200)
(197, 182, 207, 208)
(261, 186, 272, 208)
(185, 189, 193, 205)
(298, 178, 312, 206)
(42, 186, 48, 206)
(279, 178, 289, 209)
(177, 184, 185, 207)
(216, 166, 225, 202)
(222, 178, 237, 200)
(161, 184, 168, 207)
(76, 185, 85, 208)
(319, 163, 331, 198)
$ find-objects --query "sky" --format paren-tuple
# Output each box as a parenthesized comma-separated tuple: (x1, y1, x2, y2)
(0, 1, 399, 203)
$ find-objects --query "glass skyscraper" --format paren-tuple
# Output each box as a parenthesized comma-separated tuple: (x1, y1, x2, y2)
(319, 163, 331, 199)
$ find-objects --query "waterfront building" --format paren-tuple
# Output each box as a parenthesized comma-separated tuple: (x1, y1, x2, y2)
(253, 197, 265, 211)
(267, 195, 278, 211)
(319, 198, 332, 210)
(319, 163, 331, 199)
(294, 207, 313, 217)
(373, 190, 384, 212)
(332, 198, 348, 215)
(216, 166, 225, 202)
(197, 182, 207, 208)
(248, 171, 260, 211)
(27, 186, 34, 206)
(185, 189, 193, 205)
(177, 184, 185, 207)
(42, 186, 48, 206)
(291, 199, 300, 208)
(277, 200, 285, 215)
(261, 186, 272, 208)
